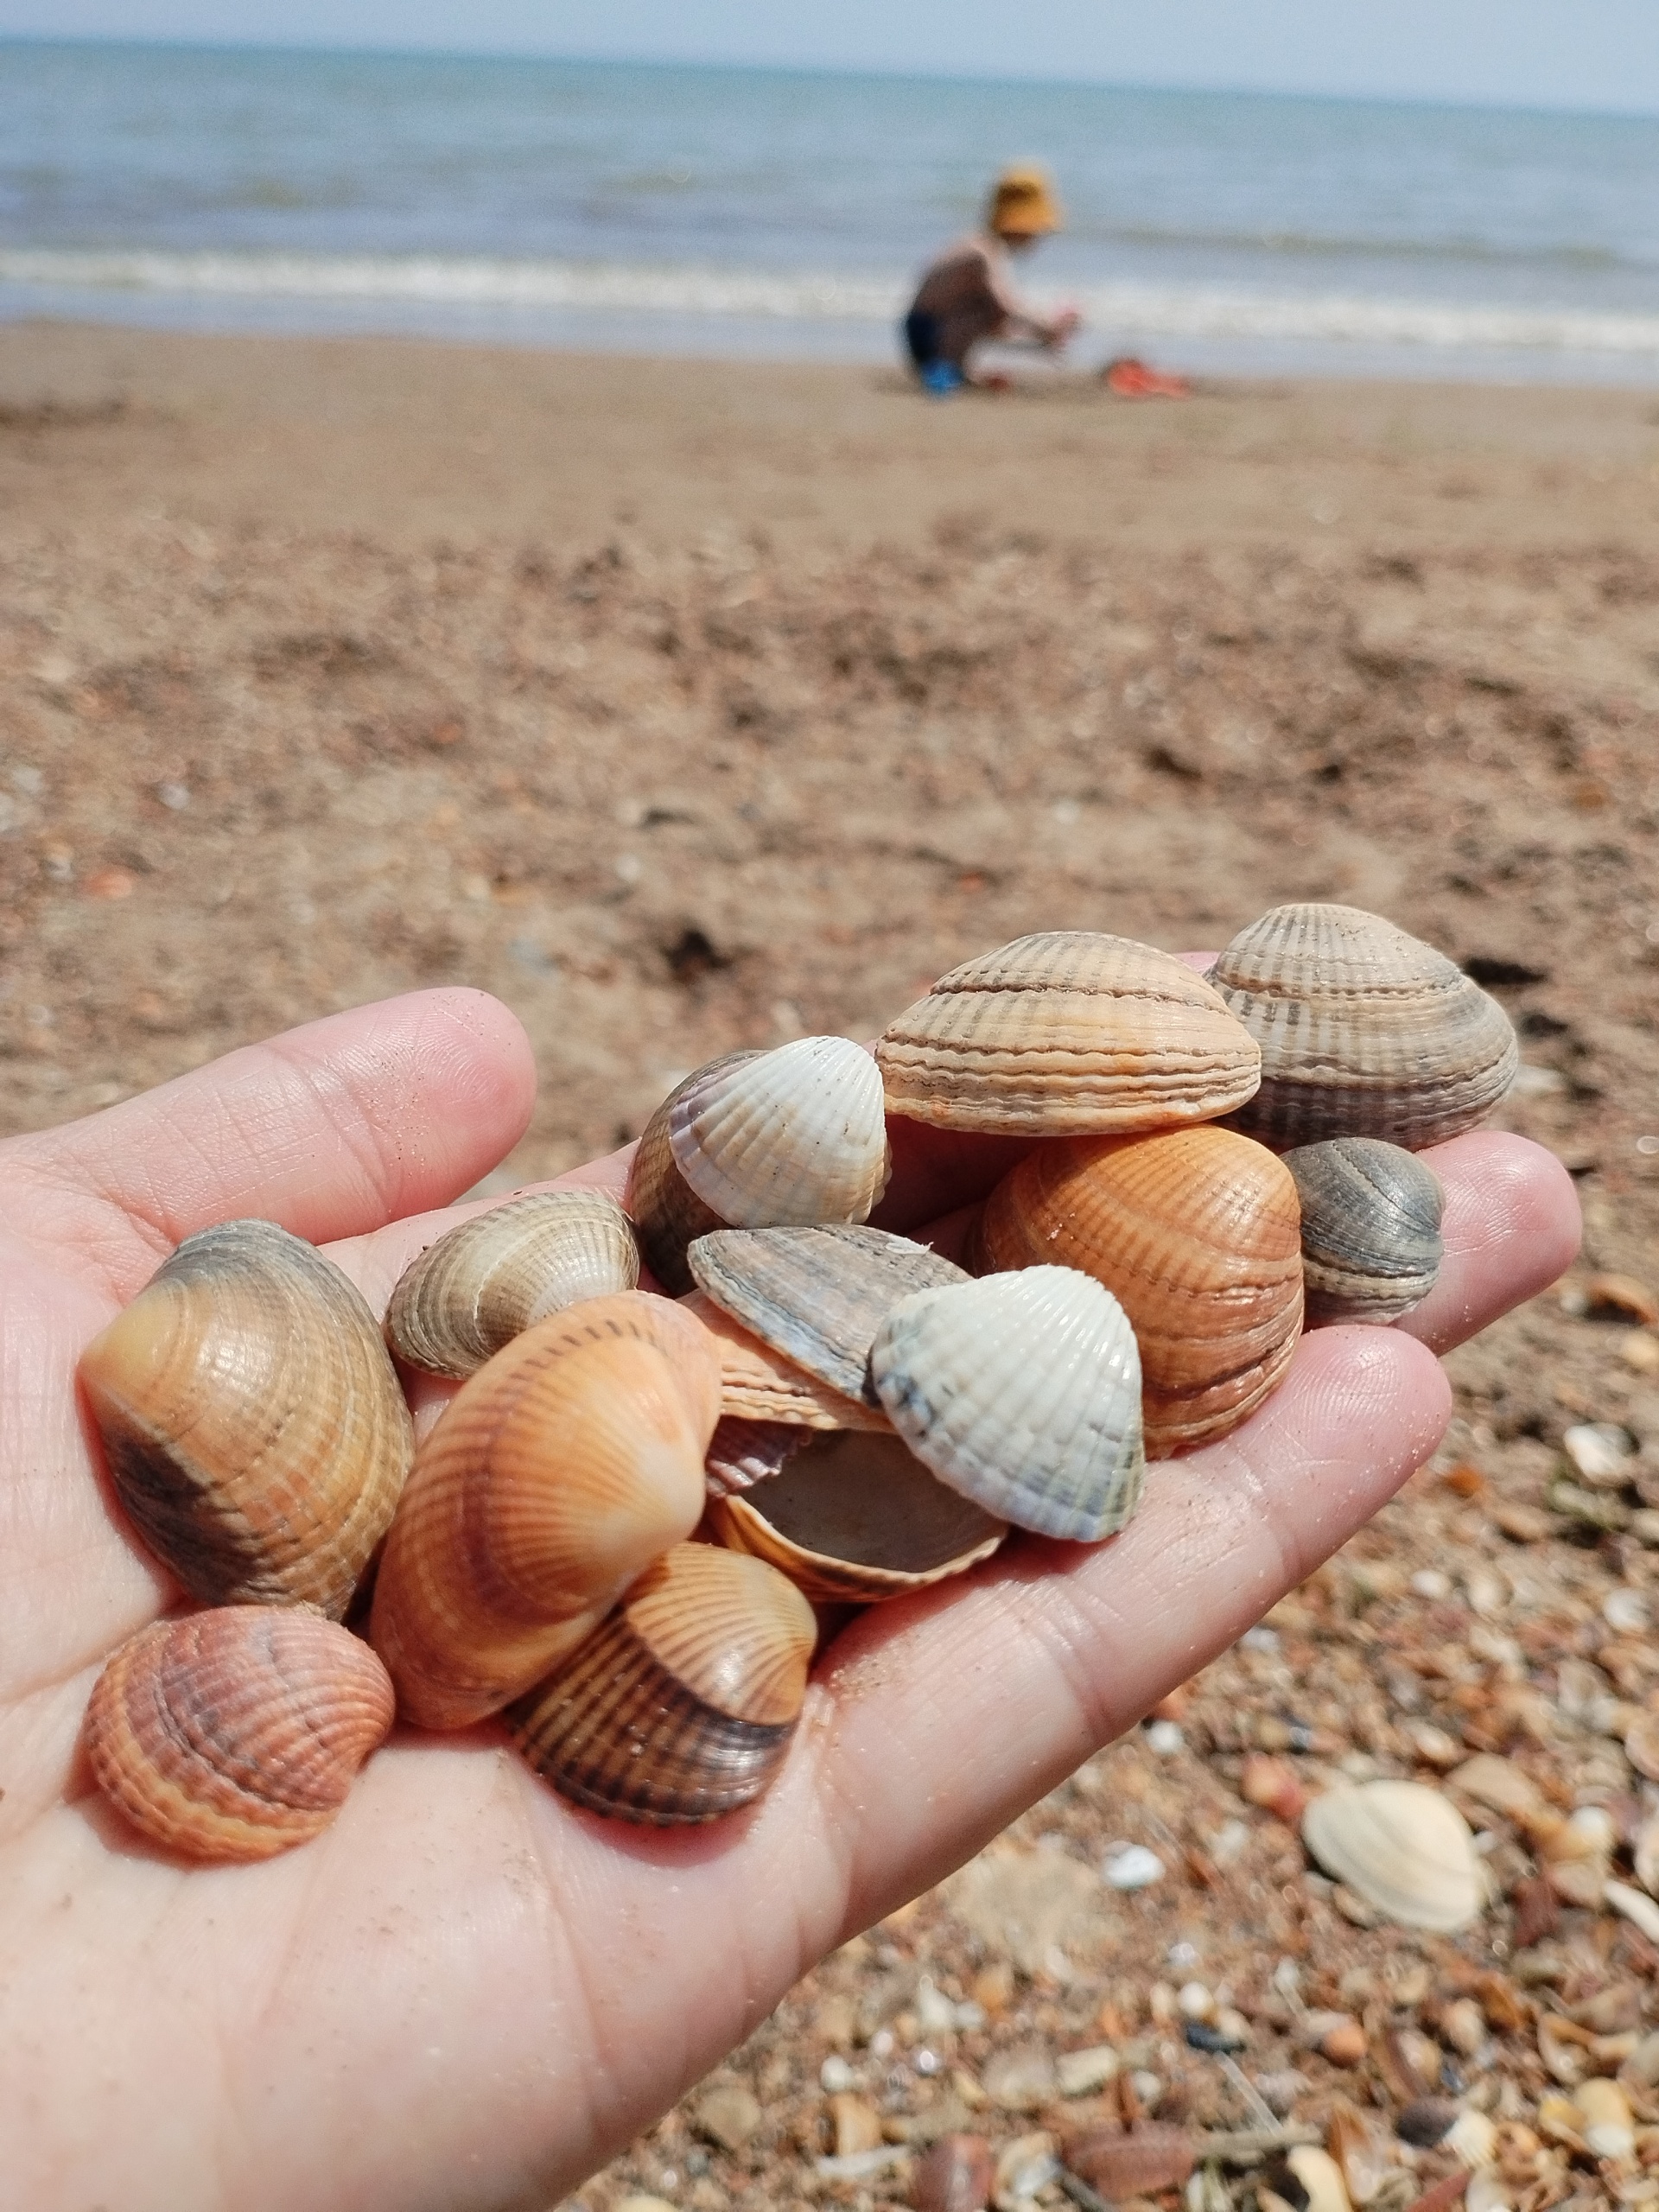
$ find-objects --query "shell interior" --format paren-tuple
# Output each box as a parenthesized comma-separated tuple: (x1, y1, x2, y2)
(871, 1267, 1145, 1543)
(688, 1223, 968, 1404)
(669, 1034, 890, 1230)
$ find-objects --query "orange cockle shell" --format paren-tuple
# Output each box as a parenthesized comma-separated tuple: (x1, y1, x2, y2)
(970, 1126, 1303, 1457)
(509, 1541, 816, 1824)
(86, 1606, 395, 1863)
(369, 1291, 721, 1731)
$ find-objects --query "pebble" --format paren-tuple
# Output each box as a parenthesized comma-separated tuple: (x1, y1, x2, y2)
(1321, 2019, 1370, 2069)
(1067, 2124, 1196, 2197)
(1563, 1422, 1636, 1484)
(981, 2044, 1058, 2113)
(1439, 1999, 1486, 2057)
(1410, 1568, 1452, 1599)
(991, 2131, 1058, 2212)
(828, 2092, 881, 2158)
(912, 2133, 995, 2212)
(1102, 1844, 1166, 1891)
(1145, 1719, 1185, 1757)
(1491, 1501, 1554, 1543)
(820, 2054, 857, 2094)
(1397, 2098, 1459, 2148)
(694, 2082, 762, 2152)
(1055, 2044, 1120, 2097)
(1606, 1879, 1659, 1943)
(616, 2199, 679, 2212)
(1603, 1586, 1650, 1632)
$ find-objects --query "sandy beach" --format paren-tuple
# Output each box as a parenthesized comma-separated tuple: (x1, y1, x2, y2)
(4, 318, 1659, 2209)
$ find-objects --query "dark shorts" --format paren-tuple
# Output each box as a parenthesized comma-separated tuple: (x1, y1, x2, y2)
(903, 308, 940, 368)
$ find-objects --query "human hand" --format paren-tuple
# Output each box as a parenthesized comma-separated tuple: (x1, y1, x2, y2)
(0, 985, 1579, 2212)
(1046, 304, 1082, 349)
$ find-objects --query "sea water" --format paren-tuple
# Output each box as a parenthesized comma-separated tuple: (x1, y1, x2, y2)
(3, 39, 1658, 383)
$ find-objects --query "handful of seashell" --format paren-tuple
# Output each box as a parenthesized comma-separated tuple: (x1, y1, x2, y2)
(76, 903, 1518, 1861)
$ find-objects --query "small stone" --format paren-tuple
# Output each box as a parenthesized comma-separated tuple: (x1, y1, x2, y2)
(1563, 1423, 1637, 1486)
(1397, 2098, 1459, 2148)
(830, 2093, 882, 2158)
(1055, 2045, 1120, 2097)
(1145, 1719, 1185, 1757)
(1604, 1587, 1650, 1633)
(1411, 1568, 1452, 1599)
(1241, 1752, 1306, 1825)
(1606, 1880, 1659, 1944)
(1067, 2125, 1196, 2198)
(991, 2131, 1058, 2212)
(1177, 1982, 1214, 2021)
(1321, 2019, 1370, 2068)
(915, 1978, 960, 2035)
(1440, 1999, 1487, 2056)
(1102, 1844, 1166, 1891)
(1624, 1333, 1659, 1375)
(1491, 1501, 1554, 1544)
(821, 2055, 857, 2094)
(982, 2044, 1058, 2113)
(1510, 1875, 1560, 1948)
(912, 2133, 995, 2212)
(1256, 2069, 1312, 2116)
(695, 2082, 763, 2152)
(1547, 1477, 1630, 1531)
(615, 2198, 679, 2212)
(1408, 1722, 1465, 1770)
(83, 864, 137, 900)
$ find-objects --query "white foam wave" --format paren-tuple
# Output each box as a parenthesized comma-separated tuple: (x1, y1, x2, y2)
(5, 247, 1659, 358)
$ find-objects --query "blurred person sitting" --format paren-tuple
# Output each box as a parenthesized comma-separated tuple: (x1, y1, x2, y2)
(903, 165, 1080, 392)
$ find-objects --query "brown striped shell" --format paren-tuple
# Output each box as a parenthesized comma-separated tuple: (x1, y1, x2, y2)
(1284, 1136, 1444, 1325)
(78, 1218, 414, 1618)
(688, 1223, 968, 1405)
(86, 1606, 395, 1862)
(707, 1430, 1007, 1601)
(874, 931, 1262, 1135)
(368, 1292, 721, 1731)
(508, 1541, 816, 1824)
(626, 1039, 890, 1294)
(1206, 902, 1519, 1150)
(969, 1127, 1304, 1457)
(385, 1189, 640, 1378)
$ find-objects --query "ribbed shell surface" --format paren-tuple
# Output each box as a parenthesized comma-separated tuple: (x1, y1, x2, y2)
(385, 1190, 640, 1378)
(874, 931, 1262, 1135)
(668, 1034, 891, 1229)
(1206, 902, 1519, 1149)
(1285, 1137, 1444, 1325)
(368, 1292, 720, 1730)
(870, 1268, 1145, 1542)
(86, 1606, 395, 1862)
(626, 1052, 756, 1294)
(970, 1128, 1304, 1458)
(707, 1429, 1007, 1601)
(77, 1218, 414, 1618)
(688, 1224, 968, 1404)
(704, 1415, 810, 1497)
(1301, 1781, 1482, 1933)
(681, 1289, 893, 1431)
(508, 1543, 815, 1824)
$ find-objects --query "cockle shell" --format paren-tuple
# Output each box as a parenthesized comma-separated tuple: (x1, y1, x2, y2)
(680, 1289, 893, 1432)
(1206, 903, 1519, 1150)
(874, 931, 1262, 1135)
(508, 1541, 816, 1824)
(1301, 1781, 1484, 1933)
(86, 1606, 395, 1862)
(708, 1430, 1007, 1600)
(969, 1127, 1304, 1458)
(688, 1224, 967, 1404)
(870, 1268, 1145, 1541)
(626, 1039, 890, 1294)
(1285, 1137, 1444, 1325)
(705, 1417, 811, 1498)
(368, 1292, 721, 1731)
(385, 1189, 640, 1378)
(78, 1218, 414, 1618)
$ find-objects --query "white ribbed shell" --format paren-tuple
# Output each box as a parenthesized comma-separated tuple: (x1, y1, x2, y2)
(668, 1034, 890, 1229)
(870, 1267, 1145, 1542)
(1301, 1782, 1483, 1933)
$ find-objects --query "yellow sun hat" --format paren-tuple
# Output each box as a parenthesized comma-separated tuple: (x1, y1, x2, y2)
(987, 166, 1063, 238)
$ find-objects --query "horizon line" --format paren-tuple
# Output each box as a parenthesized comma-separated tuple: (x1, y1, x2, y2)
(4, 30, 1659, 124)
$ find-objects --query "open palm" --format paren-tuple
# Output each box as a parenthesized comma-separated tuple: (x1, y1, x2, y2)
(0, 986, 1579, 2212)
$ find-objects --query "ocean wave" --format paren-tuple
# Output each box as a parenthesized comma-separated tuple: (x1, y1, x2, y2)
(4, 247, 1659, 357)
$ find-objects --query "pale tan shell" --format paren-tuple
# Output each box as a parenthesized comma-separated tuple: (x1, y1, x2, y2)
(86, 1606, 395, 1862)
(969, 1127, 1303, 1458)
(688, 1223, 968, 1405)
(368, 1292, 720, 1730)
(669, 1033, 890, 1227)
(385, 1189, 641, 1378)
(707, 1430, 1007, 1601)
(874, 931, 1262, 1135)
(870, 1268, 1145, 1541)
(78, 1218, 414, 1619)
(1301, 1781, 1484, 1933)
(509, 1541, 817, 1824)
(1207, 903, 1519, 1150)
(681, 1289, 892, 1431)
(1284, 1137, 1443, 1325)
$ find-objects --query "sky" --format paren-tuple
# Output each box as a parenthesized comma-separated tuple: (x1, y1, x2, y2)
(5, 0, 1659, 117)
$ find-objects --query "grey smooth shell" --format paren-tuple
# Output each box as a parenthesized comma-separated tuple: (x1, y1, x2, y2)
(626, 1052, 756, 1295)
(687, 1224, 968, 1405)
(871, 1268, 1146, 1543)
(385, 1190, 641, 1378)
(1206, 903, 1518, 1150)
(1285, 1137, 1444, 1325)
